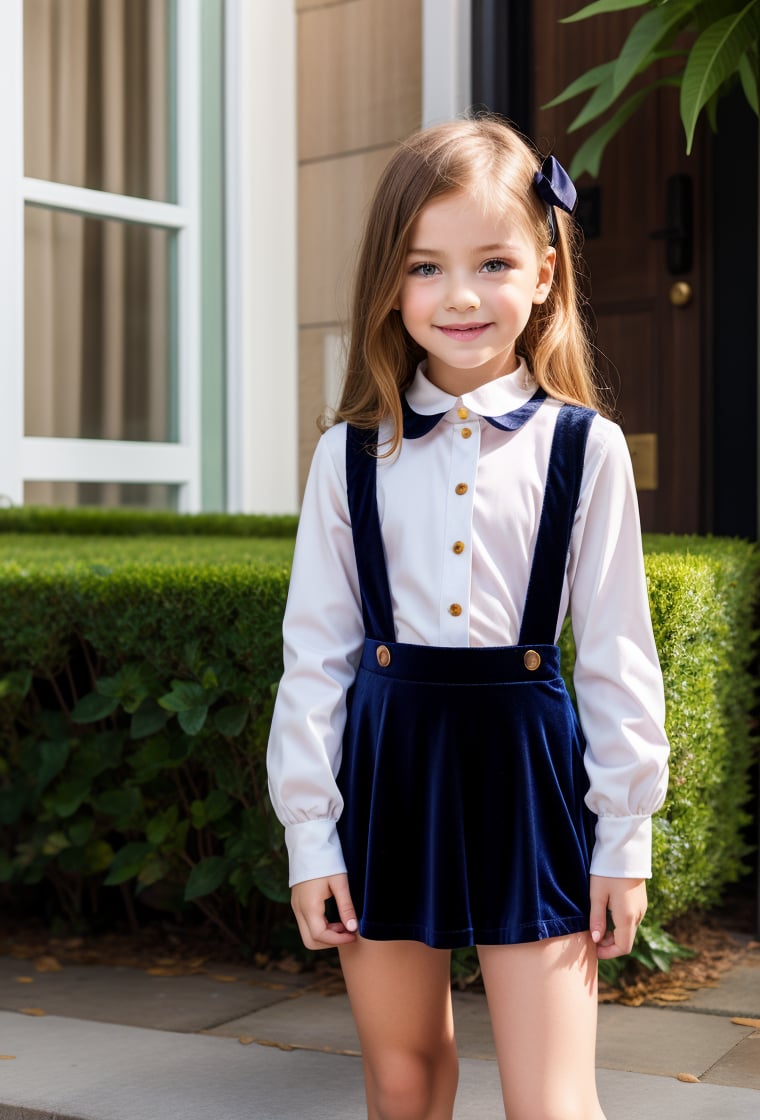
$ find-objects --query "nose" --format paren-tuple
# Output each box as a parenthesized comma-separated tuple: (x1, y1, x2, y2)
(445, 274, 480, 312)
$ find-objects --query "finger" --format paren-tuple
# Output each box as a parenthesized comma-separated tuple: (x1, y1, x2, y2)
(330, 878, 358, 934)
(296, 899, 357, 950)
(588, 890, 609, 947)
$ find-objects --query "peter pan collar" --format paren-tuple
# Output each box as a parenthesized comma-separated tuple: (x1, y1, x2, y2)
(402, 360, 546, 439)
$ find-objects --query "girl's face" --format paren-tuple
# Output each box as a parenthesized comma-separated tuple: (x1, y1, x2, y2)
(395, 190, 555, 396)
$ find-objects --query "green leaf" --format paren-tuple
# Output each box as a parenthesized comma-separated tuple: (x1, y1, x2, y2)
(97, 663, 147, 701)
(41, 830, 71, 856)
(562, 0, 652, 23)
(738, 49, 760, 112)
(251, 860, 291, 904)
(30, 740, 70, 793)
(205, 789, 233, 822)
(146, 805, 179, 846)
(130, 699, 171, 740)
(137, 855, 170, 888)
(0, 669, 33, 700)
(67, 816, 95, 846)
(568, 73, 617, 131)
(569, 78, 679, 177)
(184, 855, 231, 901)
(612, 0, 695, 99)
(681, 4, 760, 151)
(178, 704, 208, 736)
(71, 691, 119, 723)
(158, 680, 208, 713)
(81, 839, 115, 874)
(104, 841, 154, 886)
(93, 787, 142, 823)
(543, 60, 617, 109)
(46, 779, 90, 819)
(213, 703, 249, 738)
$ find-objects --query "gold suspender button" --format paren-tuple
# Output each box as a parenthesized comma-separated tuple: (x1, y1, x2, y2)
(376, 645, 391, 667)
(524, 649, 541, 671)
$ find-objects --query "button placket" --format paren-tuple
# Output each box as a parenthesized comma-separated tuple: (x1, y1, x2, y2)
(440, 419, 478, 642)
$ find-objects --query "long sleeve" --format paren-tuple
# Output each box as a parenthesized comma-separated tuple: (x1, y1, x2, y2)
(568, 420, 669, 878)
(266, 425, 364, 886)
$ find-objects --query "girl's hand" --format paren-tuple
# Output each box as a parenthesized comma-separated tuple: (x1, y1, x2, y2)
(291, 873, 358, 951)
(589, 875, 647, 960)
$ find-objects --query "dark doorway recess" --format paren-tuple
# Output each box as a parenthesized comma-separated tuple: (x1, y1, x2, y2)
(470, 0, 532, 136)
(710, 90, 758, 540)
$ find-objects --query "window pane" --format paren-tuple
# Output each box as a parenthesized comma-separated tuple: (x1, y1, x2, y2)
(24, 0, 175, 203)
(25, 207, 177, 443)
(24, 482, 178, 509)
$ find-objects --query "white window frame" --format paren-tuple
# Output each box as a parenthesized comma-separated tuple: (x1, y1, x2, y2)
(0, 0, 201, 511)
(225, 0, 298, 514)
(422, 0, 472, 127)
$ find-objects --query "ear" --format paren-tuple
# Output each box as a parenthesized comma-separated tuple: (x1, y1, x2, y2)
(532, 246, 556, 306)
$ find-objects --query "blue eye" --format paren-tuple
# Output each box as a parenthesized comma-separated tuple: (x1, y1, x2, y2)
(410, 262, 439, 277)
(482, 258, 508, 273)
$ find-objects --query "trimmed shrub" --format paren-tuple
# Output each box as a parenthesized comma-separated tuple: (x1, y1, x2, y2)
(0, 518, 756, 953)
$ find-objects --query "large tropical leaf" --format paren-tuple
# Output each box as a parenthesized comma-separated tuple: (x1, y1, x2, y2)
(565, 49, 687, 129)
(562, 0, 653, 23)
(738, 48, 760, 111)
(680, 2, 760, 148)
(543, 60, 617, 108)
(569, 78, 680, 178)
(613, 0, 697, 97)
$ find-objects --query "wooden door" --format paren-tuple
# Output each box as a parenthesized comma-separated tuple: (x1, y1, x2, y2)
(533, 2, 711, 533)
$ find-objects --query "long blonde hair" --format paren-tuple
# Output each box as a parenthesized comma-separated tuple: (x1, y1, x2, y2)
(333, 117, 604, 454)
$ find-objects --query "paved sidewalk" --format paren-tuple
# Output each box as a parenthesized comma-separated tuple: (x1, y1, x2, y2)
(0, 944, 757, 1119)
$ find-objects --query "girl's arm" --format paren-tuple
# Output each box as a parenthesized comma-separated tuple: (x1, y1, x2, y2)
(266, 426, 365, 892)
(568, 419, 670, 883)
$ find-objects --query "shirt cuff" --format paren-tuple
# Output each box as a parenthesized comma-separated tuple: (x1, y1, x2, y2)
(285, 819, 348, 887)
(589, 814, 653, 878)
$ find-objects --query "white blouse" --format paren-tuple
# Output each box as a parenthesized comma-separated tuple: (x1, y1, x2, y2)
(267, 362, 670, 887)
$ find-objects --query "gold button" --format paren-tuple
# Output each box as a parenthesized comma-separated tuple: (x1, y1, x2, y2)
(524, 649, 541, 671)
(452, 541, 465, 554)
(461, 427, 472, 439)
(376, 645, 391, 667)
(457, 407, 469, 420)
(449, 603, 463, 617)
(455, 483, 468, 495)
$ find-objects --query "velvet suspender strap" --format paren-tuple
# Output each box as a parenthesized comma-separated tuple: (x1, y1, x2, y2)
(518, 405, 595, 647)
(346, 425, 396, 643)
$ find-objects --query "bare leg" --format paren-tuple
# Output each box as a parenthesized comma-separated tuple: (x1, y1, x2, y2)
(478, 933, 606, 1120)
(338, 938, 458, 1120)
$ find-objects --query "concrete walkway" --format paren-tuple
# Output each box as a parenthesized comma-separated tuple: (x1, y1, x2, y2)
(0, 945, 757, 1119)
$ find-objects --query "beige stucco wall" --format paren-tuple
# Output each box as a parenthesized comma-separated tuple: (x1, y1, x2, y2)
(295, 0, 422, 489)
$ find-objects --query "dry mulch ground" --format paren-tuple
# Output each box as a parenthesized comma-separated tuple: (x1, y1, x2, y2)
(0, 903, 757, 1006)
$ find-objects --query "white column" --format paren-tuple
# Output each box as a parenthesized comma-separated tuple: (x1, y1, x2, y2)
(0, 0, 24, 506)
(422, 0, 472, 127)
(225, 0, 298, 513)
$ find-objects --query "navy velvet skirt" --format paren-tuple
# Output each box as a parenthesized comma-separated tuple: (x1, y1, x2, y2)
(336, 638, 597, 949)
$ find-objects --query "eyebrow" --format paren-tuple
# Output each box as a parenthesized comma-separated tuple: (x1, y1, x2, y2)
(406, 243, 513, 255)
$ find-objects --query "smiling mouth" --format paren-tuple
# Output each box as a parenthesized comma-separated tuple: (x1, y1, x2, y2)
(436, 324, 491, 340)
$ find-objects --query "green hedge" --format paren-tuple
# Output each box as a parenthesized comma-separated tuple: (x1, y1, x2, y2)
(0, 517, 756, 952)
(0, 506, 299, 538)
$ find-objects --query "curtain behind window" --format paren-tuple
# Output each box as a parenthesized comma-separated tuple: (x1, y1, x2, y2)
(24, 0, 171, 506)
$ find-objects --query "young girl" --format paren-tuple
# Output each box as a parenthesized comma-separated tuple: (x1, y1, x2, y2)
(267, 117, 669, 1120)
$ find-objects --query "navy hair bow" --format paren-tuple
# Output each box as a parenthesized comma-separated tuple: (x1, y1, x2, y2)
(533, 155, 577, 246)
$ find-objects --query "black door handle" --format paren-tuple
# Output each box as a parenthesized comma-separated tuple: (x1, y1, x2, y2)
(650, 174, 692, 275)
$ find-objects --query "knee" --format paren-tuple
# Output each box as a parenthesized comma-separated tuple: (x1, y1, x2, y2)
(371, 1047, 457, 1120)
